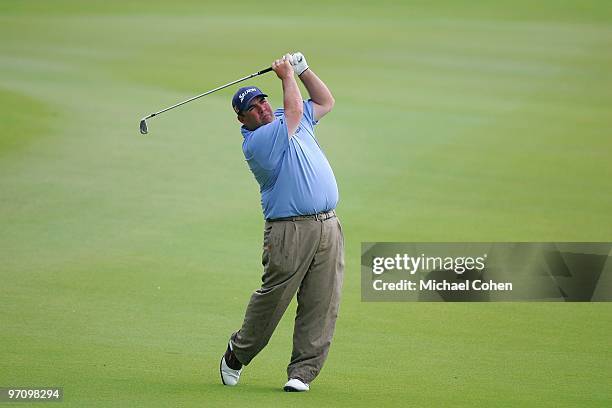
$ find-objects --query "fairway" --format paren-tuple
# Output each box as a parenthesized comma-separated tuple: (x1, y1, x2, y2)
(1, 1, 611, 406)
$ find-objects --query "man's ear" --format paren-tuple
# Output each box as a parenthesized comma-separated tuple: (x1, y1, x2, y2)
(237, 113, 245, 125)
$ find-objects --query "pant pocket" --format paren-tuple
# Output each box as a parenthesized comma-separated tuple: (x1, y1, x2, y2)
(262, 221, 297, 287)
(261, 222, 273, 270)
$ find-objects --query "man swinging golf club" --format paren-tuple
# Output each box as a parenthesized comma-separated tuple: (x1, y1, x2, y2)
(220, 52, 344, 392)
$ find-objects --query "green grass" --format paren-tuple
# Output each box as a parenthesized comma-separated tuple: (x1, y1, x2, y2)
(1, 1, 611, 406)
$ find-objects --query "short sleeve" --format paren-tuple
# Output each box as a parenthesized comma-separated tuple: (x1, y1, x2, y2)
(243, 118, 289, 170)
(303, 99, 318, 127)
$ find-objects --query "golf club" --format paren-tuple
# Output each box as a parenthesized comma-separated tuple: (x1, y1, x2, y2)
(139, 67, 273, 134)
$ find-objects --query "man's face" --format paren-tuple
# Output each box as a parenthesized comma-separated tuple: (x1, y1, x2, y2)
(238, 96, 274, 130)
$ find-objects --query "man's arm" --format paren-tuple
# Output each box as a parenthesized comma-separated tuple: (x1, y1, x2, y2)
(290, 52, 335, 122)
(299, 69, 335, 122)
(272, 56, 303, 137)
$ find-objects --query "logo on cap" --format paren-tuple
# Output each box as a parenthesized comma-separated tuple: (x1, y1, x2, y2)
(239, 88, 257, 103)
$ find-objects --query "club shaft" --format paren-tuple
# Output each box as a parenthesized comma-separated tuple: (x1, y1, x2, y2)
(145, 67, 273, 120)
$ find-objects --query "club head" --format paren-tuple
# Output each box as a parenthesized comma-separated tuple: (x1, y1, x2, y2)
(139, 119, 148, 134)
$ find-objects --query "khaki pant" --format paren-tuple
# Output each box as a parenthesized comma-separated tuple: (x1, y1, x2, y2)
(231, 213, 344, 384)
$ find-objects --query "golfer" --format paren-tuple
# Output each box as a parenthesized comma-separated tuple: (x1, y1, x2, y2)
(220, 52, 344, 392)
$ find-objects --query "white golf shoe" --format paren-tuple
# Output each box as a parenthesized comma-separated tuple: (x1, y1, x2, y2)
(220, 341, 242, 386)
(283, 378, 310, 392)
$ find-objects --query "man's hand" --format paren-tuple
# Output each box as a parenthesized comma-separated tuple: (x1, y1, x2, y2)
(288, 52, 309, 76)
(272, 55, 294, 79)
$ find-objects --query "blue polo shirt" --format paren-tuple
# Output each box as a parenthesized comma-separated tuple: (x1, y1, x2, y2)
(241, 100, 338, 219)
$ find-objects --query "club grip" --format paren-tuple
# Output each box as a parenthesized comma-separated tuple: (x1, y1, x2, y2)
(257, 67, 273, 75)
